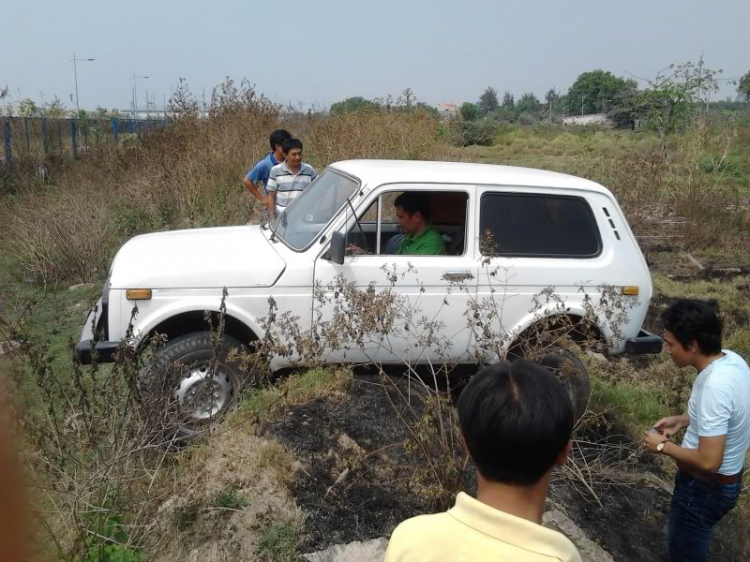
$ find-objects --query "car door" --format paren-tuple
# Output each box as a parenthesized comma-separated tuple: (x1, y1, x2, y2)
(313, 184, 477, 366)
(472, 186, 608, 361)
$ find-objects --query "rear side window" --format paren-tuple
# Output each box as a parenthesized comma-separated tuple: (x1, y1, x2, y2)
(479, 193, 601, 258)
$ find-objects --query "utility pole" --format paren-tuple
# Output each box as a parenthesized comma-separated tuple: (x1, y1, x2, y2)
(549, 87, 555, 125)
(71, 54, 95, 115)
(132, 74, 149, 123)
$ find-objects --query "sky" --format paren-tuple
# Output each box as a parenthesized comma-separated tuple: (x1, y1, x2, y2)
(2, 0, 749, 112)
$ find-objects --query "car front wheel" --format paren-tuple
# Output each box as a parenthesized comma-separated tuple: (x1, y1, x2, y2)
(140, 331, 246, 441)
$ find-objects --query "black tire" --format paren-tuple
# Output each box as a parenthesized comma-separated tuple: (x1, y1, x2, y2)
(536, 348, 591, 421)
(139, 331, 246, 441)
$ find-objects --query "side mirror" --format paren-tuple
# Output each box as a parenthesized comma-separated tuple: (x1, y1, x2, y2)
(326, 231, 346, 265)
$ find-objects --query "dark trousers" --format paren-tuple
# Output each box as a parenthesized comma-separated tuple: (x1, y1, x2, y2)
(667, 469, 742, 562)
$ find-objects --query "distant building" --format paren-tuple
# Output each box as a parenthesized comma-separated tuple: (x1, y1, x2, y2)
(436, 103, 459, 120)
(561, 113, 613, 127)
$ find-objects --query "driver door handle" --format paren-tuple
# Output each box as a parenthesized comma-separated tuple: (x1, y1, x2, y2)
(443, 270, 474, 282)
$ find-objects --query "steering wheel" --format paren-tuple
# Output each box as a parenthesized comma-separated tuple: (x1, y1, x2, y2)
(347, 231, 369, 252)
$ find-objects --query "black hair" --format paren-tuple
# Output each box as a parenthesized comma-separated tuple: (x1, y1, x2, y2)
(281, 138, 303, 154)
(457, 360, 574, 486)
(270, 129, 292, 151)
(660, 299, 722, 355)
(394, 192, 431, 221)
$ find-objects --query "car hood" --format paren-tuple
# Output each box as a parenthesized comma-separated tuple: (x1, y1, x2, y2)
(109, 225, 286, 289)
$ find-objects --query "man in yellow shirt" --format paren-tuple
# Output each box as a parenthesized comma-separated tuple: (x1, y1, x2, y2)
(385, 360, 581, 562)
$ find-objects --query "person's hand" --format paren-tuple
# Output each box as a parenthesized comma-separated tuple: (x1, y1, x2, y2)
(643, 429, 669, 452)
(346, 244, 365, 256)
(260, 195, 270, 207)
(653, 416, 686, 438)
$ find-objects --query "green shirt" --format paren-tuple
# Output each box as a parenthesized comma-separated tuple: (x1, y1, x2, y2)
(395, 225, 446, 255)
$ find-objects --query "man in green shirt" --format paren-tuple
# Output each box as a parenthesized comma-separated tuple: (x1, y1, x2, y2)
(347, 192, 446, 256)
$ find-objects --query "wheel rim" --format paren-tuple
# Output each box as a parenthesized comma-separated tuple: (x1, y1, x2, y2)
(175, 364, 234, 422)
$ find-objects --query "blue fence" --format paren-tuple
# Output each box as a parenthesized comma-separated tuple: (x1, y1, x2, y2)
(1, 116, 167, 165)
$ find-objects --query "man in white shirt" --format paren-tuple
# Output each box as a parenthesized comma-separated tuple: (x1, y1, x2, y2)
(645, 299, 750, 562)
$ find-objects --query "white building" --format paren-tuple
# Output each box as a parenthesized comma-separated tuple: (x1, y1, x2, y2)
(561, 113, 613, 127)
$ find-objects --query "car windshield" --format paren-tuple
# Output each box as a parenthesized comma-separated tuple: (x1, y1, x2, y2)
(271, 169, 359, 250)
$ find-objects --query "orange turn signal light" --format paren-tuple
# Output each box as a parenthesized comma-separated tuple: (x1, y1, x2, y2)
(126, 289, 152, 301)
(621, 286, 640, 296)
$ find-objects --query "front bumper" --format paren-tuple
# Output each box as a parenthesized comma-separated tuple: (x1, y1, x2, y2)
(625, 329, 663, 355)
(76, 297, 118, 364)
(76, 339, 119, 364)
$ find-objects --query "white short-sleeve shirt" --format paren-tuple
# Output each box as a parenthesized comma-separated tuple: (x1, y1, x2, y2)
(681, 349, 750, 475)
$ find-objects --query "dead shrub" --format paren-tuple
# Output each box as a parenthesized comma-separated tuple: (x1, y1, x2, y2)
(1, 188, 117, 283)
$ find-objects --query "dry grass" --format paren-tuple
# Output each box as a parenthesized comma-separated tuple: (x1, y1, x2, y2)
(2, 102, 748, 284)
(0, 105, 445, 284)
(152, 431, 304, 562)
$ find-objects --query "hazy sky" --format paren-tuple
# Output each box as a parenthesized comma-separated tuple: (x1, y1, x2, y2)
(3, 0, 749, 111)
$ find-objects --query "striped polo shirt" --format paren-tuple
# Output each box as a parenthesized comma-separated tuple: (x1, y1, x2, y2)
(267, 161, 317, 215)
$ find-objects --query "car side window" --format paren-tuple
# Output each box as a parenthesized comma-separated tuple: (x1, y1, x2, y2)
(346, 190, 469, 256)
(479, 193, 601, 258)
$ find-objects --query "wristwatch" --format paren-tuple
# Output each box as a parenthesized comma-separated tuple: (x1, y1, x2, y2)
(657, 442, 666, 453)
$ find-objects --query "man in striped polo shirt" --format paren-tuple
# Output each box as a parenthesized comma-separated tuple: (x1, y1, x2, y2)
(267, 138, 317, 220)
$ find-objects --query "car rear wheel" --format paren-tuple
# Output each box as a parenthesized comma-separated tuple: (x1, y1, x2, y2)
(534, 348, 591, 421)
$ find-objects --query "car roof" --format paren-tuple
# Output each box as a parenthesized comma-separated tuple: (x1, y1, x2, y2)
(329, 159, 611, 196)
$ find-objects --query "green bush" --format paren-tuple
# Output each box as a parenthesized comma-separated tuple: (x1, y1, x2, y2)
(451, 119, 496, 147)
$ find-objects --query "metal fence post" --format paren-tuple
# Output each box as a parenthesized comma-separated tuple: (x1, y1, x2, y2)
(71, 119, 77, 158)
(41, 118, 49, 155)
(112, 118, 119, 148)
(57, 120, 63, 155)
(3, 118, 11, 165)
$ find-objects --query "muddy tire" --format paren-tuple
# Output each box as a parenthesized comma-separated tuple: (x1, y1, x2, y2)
(140, 332, 246, 442)
(536, 349, 591, 421)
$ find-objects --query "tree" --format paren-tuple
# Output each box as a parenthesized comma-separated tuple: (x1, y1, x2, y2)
(330, 96, 378, 114)
(738, 70, 750, 102)
(460, 102, 478, 121)
(479, 87, 499, 113)
(168, 77, 200, 119)
(516, 92, 542, 114)
(18, 98, 38, 117)
(502, 91, 514, 107)
(610, 59, 722, 144)
(44, 96, 66, 118)
(564, 70, 635, 115)
(399, 88, 416, 108)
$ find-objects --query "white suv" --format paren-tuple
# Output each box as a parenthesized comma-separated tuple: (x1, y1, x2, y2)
(78, 160, 660, 423)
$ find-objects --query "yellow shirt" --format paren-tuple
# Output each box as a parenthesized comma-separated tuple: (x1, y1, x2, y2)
(385, 492, 581, 562)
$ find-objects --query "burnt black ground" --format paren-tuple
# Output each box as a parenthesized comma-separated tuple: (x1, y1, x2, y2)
(265, 370, 746, 560)
(266, 374, 434, 550)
